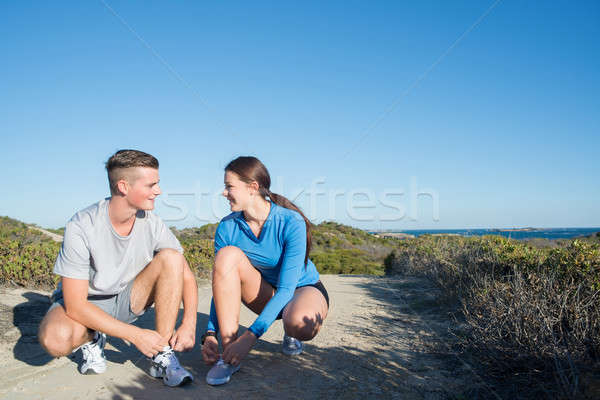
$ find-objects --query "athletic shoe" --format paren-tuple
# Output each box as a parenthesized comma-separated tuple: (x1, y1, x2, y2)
(205, 358, 240, 386)
(79, 332, 107, 374)
(149, 346, 194, 387)
(281, 334, 303, 356)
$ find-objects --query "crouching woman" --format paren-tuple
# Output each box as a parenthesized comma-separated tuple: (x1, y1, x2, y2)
(202, 156, 329, 385)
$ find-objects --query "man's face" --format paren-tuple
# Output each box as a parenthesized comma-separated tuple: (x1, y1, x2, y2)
(124, 167, 161, 210)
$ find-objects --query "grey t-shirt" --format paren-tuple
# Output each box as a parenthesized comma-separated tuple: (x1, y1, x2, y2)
(54, 198, 183, 296)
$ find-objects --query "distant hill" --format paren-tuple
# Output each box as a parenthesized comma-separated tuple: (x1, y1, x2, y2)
(170, 220, 399, 275)
(0, 216, 56, 244)
(310, 221, 397, 275)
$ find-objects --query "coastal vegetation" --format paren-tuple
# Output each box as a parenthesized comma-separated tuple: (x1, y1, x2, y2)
(0, 217, 396, 287)
(385, 233, 600, 398)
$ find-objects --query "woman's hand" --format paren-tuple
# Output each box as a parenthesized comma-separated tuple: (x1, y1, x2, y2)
(222, 331, 257, 366)
(202, 335, 219, 365)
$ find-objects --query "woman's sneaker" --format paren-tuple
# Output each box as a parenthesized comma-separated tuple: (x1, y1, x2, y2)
(281, 334, 303, 356)
(206, 358, 240, 385)
(149, 346, 194, 387)
(79, 332, 107, 374)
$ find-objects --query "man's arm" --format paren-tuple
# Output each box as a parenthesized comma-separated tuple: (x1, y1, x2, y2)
(62, 277, 164, 357)
(169, 258, 198, 351)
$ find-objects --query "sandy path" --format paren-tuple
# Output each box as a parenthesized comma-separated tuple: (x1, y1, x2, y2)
(0, 275, 475, 399)
(29, 227, 63, 242)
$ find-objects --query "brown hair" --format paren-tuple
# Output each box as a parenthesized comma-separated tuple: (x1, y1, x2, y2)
(105, 149, 159, 196)
(225, 156, 312, 265)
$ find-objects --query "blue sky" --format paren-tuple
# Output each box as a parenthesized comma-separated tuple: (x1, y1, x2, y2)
(1, 1, 599, 230)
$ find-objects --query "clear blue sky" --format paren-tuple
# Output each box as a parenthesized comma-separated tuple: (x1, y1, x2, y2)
(1, 1, 599, 230)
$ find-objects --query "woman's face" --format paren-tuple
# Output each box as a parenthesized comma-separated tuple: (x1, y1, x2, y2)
(223, 171, 254, 212)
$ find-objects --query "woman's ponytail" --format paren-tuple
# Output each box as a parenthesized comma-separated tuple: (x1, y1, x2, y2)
(261, 188, 312, 265)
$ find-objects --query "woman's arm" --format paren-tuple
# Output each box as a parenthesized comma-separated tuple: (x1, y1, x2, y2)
(247, 216, 306, 337)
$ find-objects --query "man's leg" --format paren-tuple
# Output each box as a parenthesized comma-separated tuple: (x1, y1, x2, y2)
(38, 305, 93, 357)
(128, 249, 195, 386)
(129, 248, 185, 346)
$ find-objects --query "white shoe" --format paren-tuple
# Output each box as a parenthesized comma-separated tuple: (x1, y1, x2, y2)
(149, 346, 194, 387)
(282, 334, 303, 356)
(79, 332, 107, 374)
(206, 358, 241, 386)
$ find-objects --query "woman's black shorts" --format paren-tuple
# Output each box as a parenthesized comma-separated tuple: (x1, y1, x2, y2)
(276, 280, 329, 320)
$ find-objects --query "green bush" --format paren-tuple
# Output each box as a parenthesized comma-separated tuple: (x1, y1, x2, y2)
(0, 217, 61, 287)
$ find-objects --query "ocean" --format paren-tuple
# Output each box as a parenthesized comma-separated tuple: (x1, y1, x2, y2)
(376, 228, 600, 240)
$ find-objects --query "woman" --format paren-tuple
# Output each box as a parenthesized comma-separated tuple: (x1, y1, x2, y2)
(201, 156, 330, 385)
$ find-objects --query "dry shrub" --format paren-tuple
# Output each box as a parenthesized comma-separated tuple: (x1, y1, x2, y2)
(387, 235, 600, 398)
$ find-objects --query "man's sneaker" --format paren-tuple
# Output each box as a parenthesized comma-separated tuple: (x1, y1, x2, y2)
(282, 334, 303, 356)
(206, 358, 240, 386)
(79, 332, 107, 374)
(149, 346, 193, 387)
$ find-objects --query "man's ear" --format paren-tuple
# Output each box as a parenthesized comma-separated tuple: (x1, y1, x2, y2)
(116, 179, 129, 196)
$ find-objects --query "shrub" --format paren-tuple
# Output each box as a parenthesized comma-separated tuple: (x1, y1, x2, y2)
(386, 235, 600, 398)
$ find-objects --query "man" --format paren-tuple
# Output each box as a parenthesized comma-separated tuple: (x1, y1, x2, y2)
(38, 149, 197, 386)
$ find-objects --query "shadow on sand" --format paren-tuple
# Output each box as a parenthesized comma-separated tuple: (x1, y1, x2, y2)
(11, 292, 54, 366)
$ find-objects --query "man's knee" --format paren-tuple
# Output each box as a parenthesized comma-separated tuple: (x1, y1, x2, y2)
(38, 320, 79, 357)
(213, 246, 243, 279)
(154, 248, 185, 274)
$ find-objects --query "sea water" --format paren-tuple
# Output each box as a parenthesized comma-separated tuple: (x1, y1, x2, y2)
(380, 228, 600, 240)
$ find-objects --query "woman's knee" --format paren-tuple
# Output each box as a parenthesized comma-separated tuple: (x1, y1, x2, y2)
(283, 312, 322, 341)
(213, 246, 244, 279)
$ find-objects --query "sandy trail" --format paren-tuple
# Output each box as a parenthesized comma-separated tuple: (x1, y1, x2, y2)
(0, 275, 475, 399)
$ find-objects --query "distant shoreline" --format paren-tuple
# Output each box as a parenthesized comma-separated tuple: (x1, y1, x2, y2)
(367, 227, 600, 241)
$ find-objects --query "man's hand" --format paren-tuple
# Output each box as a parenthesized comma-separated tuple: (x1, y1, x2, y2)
(202, 335, 219, 365)
(169, 322, 196, 352)
(131, 328, 164, 358)
(222, 330, 257, 366)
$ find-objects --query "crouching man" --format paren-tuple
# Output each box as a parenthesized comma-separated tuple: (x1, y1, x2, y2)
(38, 149, 197, 386)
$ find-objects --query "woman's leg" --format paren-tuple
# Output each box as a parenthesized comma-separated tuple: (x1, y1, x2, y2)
(212, 246, 275, 350)
(281, 287, 329, 341)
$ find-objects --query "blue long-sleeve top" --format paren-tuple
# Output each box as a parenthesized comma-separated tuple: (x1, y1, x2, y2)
(206, 202, 320, 337)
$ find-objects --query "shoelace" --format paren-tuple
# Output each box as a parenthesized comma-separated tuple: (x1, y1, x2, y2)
(284, 336, 299, 348)
(81, 344, 91, 359)
(155, 348, 183, 371)
(81, 341, 103, 360)
(215, 358, 225, 366)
